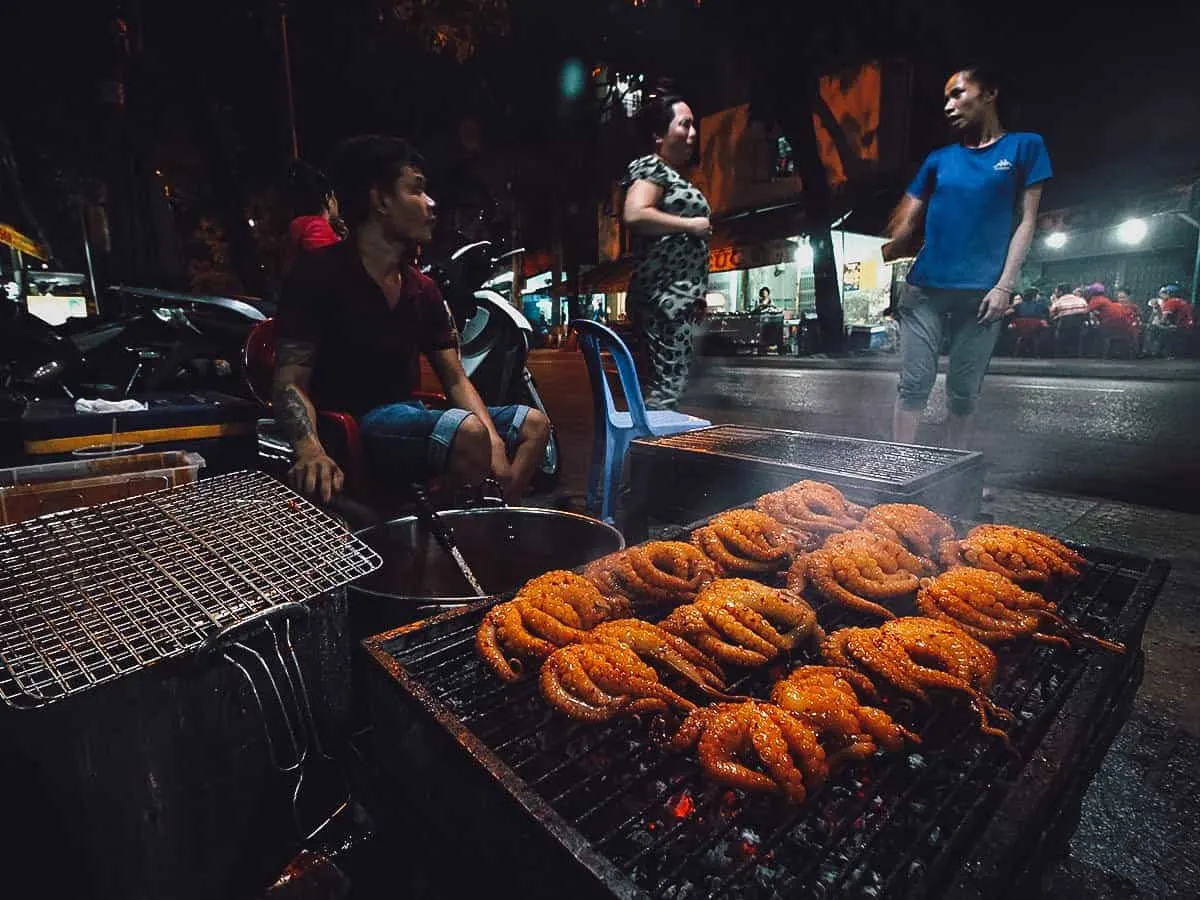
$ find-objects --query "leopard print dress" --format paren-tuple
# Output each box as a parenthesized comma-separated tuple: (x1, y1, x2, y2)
(622, 154, 711, 410)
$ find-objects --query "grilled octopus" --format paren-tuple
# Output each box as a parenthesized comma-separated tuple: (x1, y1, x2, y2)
(797, 529, 940, 620)
(862, 504, 956, 560)
(917, 567, 1124, 652)
(689, 508, 796, 578)
(770, 665, 920, 764)
(661, 578, 823, 668)
(585, 619, 728, 695)
(476, 570, 625, 682)
(822, 617, 1014, 746)
(755, 481, 866, 538)
(940, 524, 1086, 585)
(669, 700, 828, 802)
(583, 541, 717, 609)
(539, 642, 696, 722)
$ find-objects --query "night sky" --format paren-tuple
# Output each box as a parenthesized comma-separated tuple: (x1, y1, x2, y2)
(3, 0, 1198, 271)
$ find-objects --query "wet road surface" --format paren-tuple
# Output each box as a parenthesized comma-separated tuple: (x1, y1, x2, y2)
(527, 353, 1200, 514)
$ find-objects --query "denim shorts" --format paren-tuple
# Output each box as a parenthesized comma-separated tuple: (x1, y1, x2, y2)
(359, 401, 530, 479)
(897, 283, 1001, 416)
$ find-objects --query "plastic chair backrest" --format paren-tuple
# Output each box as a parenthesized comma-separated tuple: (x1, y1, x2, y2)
(243, 317, 279, 406)
(1010, 317, 1047, 335)
(570, 319, 651, 434)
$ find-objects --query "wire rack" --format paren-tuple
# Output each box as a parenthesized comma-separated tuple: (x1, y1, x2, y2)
(0, 471, 380, 709)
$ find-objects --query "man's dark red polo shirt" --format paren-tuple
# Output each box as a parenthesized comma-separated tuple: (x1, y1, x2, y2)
(277, 239, 457, 417)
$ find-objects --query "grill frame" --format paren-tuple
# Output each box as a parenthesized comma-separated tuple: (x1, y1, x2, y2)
(624, 426, 986, 541)
(0, 470, 380, 709)
(635, 426, 979, 490)
(363, 539, 1167, 900)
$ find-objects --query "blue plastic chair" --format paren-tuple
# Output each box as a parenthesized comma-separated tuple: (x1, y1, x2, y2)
(571, 319, 711, 523)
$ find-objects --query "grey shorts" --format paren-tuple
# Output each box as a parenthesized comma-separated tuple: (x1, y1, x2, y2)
(896, 283, 1001, 416)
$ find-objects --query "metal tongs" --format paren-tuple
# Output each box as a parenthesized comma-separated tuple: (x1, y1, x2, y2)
(405, 480, 491, 598)
(212, 603, 349, 844)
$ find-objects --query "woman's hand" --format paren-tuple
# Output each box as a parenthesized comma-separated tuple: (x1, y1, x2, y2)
(977, 288, 1012, 324)
(684, 217, 712, 239)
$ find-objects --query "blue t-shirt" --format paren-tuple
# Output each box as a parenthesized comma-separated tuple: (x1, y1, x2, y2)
(906, 132, 1052, 290)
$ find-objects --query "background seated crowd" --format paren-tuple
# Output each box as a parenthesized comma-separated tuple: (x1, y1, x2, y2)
(999, 281, 1194, 358)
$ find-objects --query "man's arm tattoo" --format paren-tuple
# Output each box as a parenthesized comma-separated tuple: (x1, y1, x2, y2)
(273, 340, 318, 445)
(276, 383, 316, 445)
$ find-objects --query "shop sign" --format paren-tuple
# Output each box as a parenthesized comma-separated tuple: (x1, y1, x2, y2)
(0, 223, 47, 261)
(709, 239, 795, 274)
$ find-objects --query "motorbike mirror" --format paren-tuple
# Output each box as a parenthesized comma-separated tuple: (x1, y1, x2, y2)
(493, 247, 525, 264)
(450, 239, 493, 262)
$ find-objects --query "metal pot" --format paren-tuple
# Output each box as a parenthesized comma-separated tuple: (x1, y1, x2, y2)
(349, 506, 624, 633)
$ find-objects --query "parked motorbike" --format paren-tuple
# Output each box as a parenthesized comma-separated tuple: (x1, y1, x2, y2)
(0, 287, 265, 406)
(425, 239, 561, 489)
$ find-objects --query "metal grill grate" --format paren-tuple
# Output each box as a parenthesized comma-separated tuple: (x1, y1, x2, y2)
(639, 425, 975, 488)
(368, 545, 1166, 899)
(0, 471, 380, 709)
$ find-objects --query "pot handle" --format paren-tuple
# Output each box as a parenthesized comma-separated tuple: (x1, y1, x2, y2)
(472, 476, 507, 508)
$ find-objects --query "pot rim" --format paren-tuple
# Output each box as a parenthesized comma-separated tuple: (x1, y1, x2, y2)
(349, 505, 625, 605)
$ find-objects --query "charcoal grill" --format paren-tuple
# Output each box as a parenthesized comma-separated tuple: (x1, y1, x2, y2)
(623, 426, 984, 541)
(363, 542, 1166, 900)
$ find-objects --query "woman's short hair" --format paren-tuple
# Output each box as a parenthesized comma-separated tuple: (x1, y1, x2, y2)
(635, 81, 688, 145)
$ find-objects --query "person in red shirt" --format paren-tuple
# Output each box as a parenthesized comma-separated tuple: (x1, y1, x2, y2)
(283, 161, 345, 273)
(1083, 282, 1140, 353)
(1143, 284, 1195, 357)
(1084, 283, 1138, 327)
(1161, 286, 1194, 328)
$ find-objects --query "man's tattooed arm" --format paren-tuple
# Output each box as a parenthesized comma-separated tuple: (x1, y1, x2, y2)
(273, 340, 320, 449)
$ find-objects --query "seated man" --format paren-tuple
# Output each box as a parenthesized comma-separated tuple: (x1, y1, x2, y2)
(273, 134, 550, 503)
(1145, 283, 1194, 357)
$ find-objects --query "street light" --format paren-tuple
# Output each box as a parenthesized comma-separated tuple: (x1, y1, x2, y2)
(1046, 231, 1068, 249)
(1116, 217, 1148, 245)
(793, 236, 814, 268)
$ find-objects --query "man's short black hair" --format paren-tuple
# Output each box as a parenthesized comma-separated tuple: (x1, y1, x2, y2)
(330, 135, 425, 226)
(759, 286, 770, 298)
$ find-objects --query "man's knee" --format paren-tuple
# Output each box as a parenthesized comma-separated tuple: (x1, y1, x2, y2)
(521, 409, 551, 447)
(449, 414, 491, 472)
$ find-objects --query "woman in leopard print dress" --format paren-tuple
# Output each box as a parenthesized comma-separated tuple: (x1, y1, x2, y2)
(621, 89, 712, 410)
